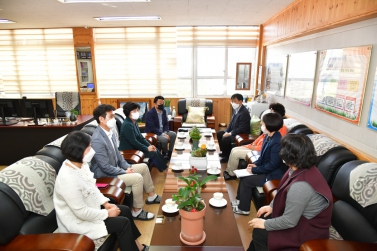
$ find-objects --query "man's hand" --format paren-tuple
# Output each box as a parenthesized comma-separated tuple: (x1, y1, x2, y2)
(126, 168, 134, 174)
(103, 202, 117, 210)
(223, 132, 231, 137)
(164, 133, 170, 141)
(148, 145, 156, 152)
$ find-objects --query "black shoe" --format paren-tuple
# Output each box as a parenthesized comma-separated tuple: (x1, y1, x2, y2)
(220, 158, 229, 163)
(223, 171, 237, 180)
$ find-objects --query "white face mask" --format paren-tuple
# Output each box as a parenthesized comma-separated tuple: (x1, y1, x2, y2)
(261, 125, 268, 134)
(131, 112, 139, 120)
(231, 102, 240, 110)
(82, 148, 96, 163)
(106, 118, 116, 129)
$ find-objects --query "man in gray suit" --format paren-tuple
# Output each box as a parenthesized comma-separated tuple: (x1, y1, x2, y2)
(90, 104, 161, 221)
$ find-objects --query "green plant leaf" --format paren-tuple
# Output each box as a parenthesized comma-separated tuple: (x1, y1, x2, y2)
(200, 174, 218, 186)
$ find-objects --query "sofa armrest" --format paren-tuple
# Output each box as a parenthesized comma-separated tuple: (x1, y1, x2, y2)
(174, 116, 183, 131)
(0, 233, 94, 251)
(142, 133, 158, 147)
(263, 179, 280, 205)
(120, 150, 145, 164)
(300, 239, 377, 251)
(98, 186, 125, 205)
(235, 134, 258, 146)
(96, 177, 126, 191)
(206, 115, 215, 129)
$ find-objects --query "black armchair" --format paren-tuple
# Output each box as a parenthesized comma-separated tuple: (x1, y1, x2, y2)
(174, 99, 215, 130)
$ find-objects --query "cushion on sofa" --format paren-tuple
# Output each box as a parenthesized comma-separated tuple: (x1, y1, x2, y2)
(185, 106, 207, 124)
(250, 114, 261, 136)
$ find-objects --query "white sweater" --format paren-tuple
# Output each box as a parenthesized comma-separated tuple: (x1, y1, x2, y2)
(54, 160, 110, 240)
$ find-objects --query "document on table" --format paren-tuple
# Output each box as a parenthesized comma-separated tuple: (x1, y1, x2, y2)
(233, 169, 255, 178)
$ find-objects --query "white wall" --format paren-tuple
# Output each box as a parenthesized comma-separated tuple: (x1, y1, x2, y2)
(265, 17, 377, 160)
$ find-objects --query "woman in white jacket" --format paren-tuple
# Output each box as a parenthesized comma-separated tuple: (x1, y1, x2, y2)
(54, 131, 148, 251)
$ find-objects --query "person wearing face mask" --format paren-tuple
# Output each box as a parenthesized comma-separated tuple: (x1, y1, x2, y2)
(232, 113, 288, 215)
(223, 103, 288, 180)
(217, 93, 251, 163)
(119, 102, 168, 172)
(90, 104, 160, 221)
(54, 131, 150, 251)
(145, 95, 176, 160)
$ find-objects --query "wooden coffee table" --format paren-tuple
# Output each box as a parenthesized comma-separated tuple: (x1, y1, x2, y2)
(149, 129, 244, 250)
(150, 193, 243, 250)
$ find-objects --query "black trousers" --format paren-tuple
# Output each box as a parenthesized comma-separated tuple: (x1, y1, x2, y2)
(236, 174, 266, 211)
(104, 205, 141, 251)
(145, 150, 167, 172)
(217, 130, 235, 158)
(247, 227, 269, 251)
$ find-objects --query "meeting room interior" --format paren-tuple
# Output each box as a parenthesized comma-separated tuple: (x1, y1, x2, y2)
(1, 1, 377, 251)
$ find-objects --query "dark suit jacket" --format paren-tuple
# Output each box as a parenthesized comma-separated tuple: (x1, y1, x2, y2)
(226, 104, 251, 136)
(145, 107, 169, 136)
(90, 126, 130, 178)
(252, 131, 287, 182)
(118, 117, 150, 153)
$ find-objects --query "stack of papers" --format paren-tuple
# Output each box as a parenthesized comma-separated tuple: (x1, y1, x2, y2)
(233, 169, 255, 178)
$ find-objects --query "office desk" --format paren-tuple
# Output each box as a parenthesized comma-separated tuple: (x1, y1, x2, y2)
(0, 115, 94, 165)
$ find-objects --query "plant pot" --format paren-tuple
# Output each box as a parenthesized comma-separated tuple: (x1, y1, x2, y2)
(189, 156, 207, 170)
(69, 114, 77, 122)
(164, 107, 171, 115)
(191, 139, 199, 150)
(179, 202, 206, 245)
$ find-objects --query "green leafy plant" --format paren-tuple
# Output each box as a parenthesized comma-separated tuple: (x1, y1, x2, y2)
(172, 174, 217, 212)
(70, 109, 79, 115)
(164, 99, 171, 107)
(189, 126, 202, 140)
(191, 147, 207, 157)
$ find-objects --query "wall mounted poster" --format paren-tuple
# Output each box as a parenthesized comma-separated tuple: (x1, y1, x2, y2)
(265, 55, 287, 97)
(367, 67, 377, 131)
(315, 45, 372, 124)
(285, 51, 317, 106)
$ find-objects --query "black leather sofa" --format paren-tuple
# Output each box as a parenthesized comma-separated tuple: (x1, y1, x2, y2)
(0, 143, 119, 251)
(300, 160, 377, 250)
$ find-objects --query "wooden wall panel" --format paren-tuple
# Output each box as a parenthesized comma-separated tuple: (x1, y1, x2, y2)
(263, 0, 377, 45)
(92, 97, 234, 131)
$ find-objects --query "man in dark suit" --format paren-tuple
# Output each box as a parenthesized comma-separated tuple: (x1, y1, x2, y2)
(145, 96, 176, 160)
(217, 93, 251, 163)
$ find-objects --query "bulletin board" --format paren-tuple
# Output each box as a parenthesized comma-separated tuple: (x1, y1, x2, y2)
(367, 67, 377, 132)
(315, 45, 372, 124)
(285, 51, 317, 106)
(265, 55, 288, 97)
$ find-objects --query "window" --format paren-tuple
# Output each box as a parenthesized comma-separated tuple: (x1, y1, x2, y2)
(177, 26, 258, 97)
(0, 29, 77, 98)
(94, 27, 177, 98)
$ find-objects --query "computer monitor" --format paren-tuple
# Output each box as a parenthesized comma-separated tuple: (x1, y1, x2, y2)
(0, 99, 23, 126)
(22, 99, 55, 126)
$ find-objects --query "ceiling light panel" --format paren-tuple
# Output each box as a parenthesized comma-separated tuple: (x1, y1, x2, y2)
(0, 19, 15, 23)
(95, 16, 161, 21)
(58, 0, 150, 3)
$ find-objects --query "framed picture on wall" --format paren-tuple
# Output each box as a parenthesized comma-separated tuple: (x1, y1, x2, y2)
(87, 52, 92, 59)
(80, 52, 87, 59)
(117, 99, 152, 123)
(235, 62, 252, 90)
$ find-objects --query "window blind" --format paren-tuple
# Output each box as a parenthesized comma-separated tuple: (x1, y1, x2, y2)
(177, 26, 259, 47)
(0, 29, 77, 97)
(94, 27, 177, 97)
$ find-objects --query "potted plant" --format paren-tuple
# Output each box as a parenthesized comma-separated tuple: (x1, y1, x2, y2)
(69, 109, 79, 122)
(164, 99, 171, 115)
(172, 173, 217, 245)
(189, 145, 208, 170)
(189, 126, 202, 150)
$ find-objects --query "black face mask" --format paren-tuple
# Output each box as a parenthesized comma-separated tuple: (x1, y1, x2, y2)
(157, 104, 164, 110)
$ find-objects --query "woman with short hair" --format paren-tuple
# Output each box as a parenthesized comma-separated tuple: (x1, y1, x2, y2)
(233, 113, 287, 215)
(119, 102, 167, 172)
(54, 131, 148, 251)
(248, 134, 333, 251)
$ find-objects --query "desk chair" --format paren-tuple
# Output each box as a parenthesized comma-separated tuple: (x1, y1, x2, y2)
(55, 92, 80, 117)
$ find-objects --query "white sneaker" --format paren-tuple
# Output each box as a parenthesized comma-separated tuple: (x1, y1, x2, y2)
(231, 200, 240, 207)
(233, 206, 250, 215)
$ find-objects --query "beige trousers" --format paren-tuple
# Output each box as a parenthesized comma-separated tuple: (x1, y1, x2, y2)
(117, 163, 154, 209)
(226, 146, 251, 176)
